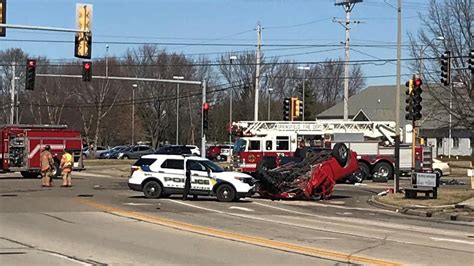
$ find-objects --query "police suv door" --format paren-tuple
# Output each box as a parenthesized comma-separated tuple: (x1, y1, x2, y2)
(159, 159, 185, 192)
(187, 160, 213, 193)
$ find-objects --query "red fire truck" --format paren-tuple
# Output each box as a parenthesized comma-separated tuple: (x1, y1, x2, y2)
(231, 120, 432, 181)
(1, 124, 84, 178)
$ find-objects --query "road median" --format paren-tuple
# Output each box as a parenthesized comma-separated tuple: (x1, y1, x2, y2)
(369, 189, 474, 222)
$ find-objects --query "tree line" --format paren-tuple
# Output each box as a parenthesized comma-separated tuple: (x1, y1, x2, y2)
(0, 45, 365, 148)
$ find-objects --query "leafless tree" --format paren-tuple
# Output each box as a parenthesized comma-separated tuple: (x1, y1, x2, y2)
(408, 0, 473, 130)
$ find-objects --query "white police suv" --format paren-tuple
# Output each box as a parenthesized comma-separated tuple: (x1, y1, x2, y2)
(128, 154, 255, 202)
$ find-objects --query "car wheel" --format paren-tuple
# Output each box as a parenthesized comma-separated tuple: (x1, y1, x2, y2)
(142, 180, 163, 199)
(434, 169, 443, 178)
(373, 161, 394, 179)
(122, 155, 129, 160)
(332, 143, 349, 167)
(216, 155, 222, 161)
(216, 184, 236, 202)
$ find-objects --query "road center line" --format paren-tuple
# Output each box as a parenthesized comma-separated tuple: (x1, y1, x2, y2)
(229, 206, 254, 212)
(78, 198, 400, 266)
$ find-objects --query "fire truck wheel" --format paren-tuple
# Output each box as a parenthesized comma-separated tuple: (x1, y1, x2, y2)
(373, 161, 394, 179)
(332, 143, 348, 167)
(20, 171, 40, 179)
(216, 184, 236, 202)
(51, 161, 61, 178)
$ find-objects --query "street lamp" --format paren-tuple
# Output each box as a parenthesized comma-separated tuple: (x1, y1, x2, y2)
(173, 76, 184, 145)
(297, 66, 310, 121)
(419, 36, 444, 79)
(132, 84, 138, 145)
(267, 88, 273, 120)
(229, 55, 237, 145)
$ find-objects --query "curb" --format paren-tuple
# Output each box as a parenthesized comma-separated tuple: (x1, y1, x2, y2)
(368, 195, 474, 222)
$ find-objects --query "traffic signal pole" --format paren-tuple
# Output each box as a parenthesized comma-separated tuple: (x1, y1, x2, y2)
(201, 80, 207, 158)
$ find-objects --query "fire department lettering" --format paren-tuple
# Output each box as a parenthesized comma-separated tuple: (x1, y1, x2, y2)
(164, 177, 210, 185)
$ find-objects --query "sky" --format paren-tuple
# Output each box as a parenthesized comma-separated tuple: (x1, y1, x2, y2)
(1, 0, 432, 86)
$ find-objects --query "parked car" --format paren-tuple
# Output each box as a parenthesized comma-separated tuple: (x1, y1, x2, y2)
(155, 145, 193, 155)
(186, 145, 200, 156)
(206, 145, 222, 160)
(433, 158, 450, 177)
(99, 145, 128, 159)
(118, 145, 154, 159)
(128, 154, 255, 202)
(82, 146, 108, 159)
(219, 145, 233, 161)
(206, 144, 233, 161)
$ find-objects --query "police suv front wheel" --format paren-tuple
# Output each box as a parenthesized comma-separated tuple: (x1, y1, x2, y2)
(216, 184, 236, 202)
(143, 180, 163, 199)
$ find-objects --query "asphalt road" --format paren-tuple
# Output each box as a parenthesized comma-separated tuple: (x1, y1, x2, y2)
(1, 172, 473, 265)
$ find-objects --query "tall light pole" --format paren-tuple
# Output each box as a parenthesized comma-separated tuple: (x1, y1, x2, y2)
(132, 84, 138, 145)
(105, 44, 109, 78)
(229, 56, 237, 145)
(173, 76, 184, 145)
(335, 0, 362, 121)
(267, 88, 273, 120)
(419, 36, 444, 79)
(297, 66, 310, 121)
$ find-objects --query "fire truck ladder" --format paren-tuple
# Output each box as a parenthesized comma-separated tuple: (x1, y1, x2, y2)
(233, 120, 397, 143)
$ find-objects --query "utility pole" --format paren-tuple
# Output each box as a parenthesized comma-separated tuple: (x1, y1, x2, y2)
(229, 55, 237, 145)
(254, 23, 262, 122)
(335, 0, 362, 121)
(394, 0, 402, 193)
(10, 63, 16, 124)
(201, 79, 207, 158)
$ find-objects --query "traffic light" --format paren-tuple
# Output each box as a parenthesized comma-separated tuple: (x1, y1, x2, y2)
(412, 78, 423, 121)
(293, 97, 300, 119)
(468, 49, 474, 74)
(283, 98, 291, 121)
(75, 4, 92, 59)
(82, 61, 92, 82)
(440, 51, 451, 86)
(0, 0, 6, 37)
(404, 79, 414, 120)
(202, 102, 209, 133)
(25, 59, 36, 90)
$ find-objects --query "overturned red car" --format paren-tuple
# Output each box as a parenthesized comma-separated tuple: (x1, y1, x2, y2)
(255, 143, 359, 200)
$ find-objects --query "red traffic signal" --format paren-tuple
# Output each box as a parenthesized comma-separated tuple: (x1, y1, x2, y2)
(414, 78, 422, 87)
(82, 61, 92, 82)
(202, 102, 209, 111)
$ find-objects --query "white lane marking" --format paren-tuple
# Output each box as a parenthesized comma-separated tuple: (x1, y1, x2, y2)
(48, 252, 91, 265)
(311, 237, 338, 240)
(229, 206, 254, 212)
(123, 203, 154, 206)
(336, 212, 353, 216)
(251, 201, 467, 238)
(168, 200, 393, 238)
(430, 237, 474, 245)
(253, 198, 395, 214)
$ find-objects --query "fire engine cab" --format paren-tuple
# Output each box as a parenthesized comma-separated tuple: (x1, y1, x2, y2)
(1, 124, 84, 178)
(231, 120, 432, 181)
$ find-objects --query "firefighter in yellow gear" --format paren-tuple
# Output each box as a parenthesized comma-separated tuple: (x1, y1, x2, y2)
(60, 149, 73, 187)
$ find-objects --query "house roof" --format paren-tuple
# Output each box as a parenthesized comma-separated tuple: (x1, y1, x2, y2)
(316, 84, 460, 129)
